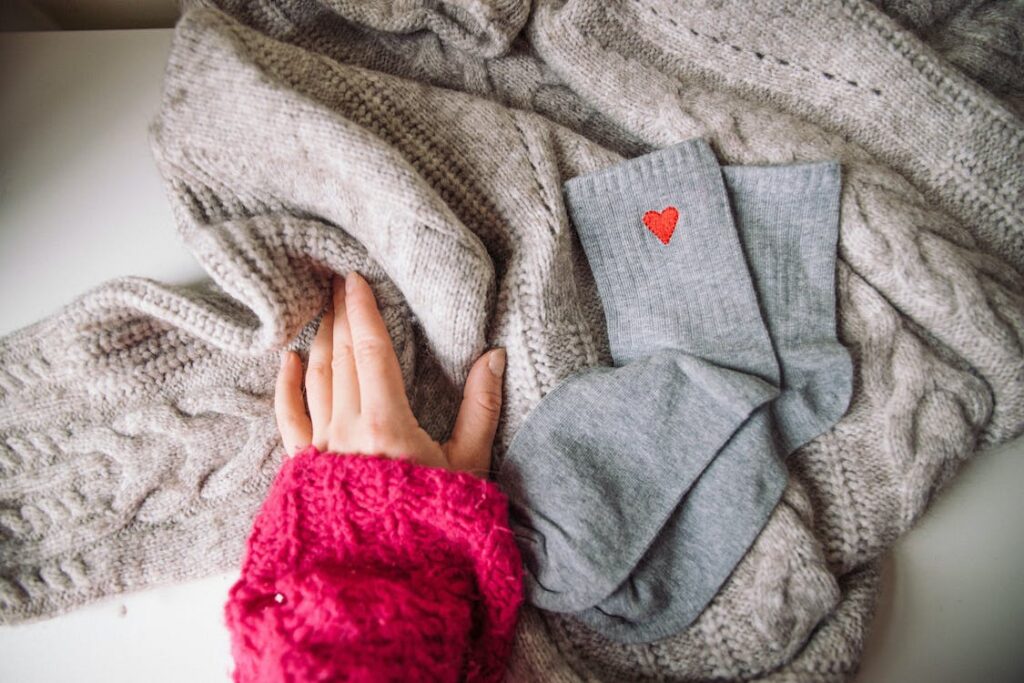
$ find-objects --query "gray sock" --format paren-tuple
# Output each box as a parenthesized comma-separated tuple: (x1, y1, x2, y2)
(498, 138, 782, 613)
(577, 409, 786, 642)
(721, 163, 853, 454)
(502, 353, 777, 612)
(574, 162, 848, 643)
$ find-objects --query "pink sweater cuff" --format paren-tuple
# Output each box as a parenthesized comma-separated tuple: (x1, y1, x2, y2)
(225, 444, 523, 682)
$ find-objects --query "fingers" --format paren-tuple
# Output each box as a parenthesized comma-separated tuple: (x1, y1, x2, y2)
(304, 303, 334, 450)
(446, 348, 505, 476)
(275, 350, 312, 456)
(343, 271, 411, 420)
(330, 275, 360, 423)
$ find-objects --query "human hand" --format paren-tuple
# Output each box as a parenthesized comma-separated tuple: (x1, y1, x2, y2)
(274, 271, 506, 476)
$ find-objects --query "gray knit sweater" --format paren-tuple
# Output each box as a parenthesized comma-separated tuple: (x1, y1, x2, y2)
(1, 1, 1021, 681)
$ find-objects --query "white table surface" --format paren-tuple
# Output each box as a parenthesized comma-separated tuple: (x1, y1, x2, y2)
(0, 28, 1022, 683)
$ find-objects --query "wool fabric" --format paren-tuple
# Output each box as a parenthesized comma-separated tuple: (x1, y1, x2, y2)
(224, 444, 523, 682)
(1, 1, 1021, 681)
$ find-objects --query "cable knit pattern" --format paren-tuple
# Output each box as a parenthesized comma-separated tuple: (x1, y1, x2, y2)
(871, 0, 1024, 114)
(225, 444, 523, 682)
(0, 1, 1021, 682)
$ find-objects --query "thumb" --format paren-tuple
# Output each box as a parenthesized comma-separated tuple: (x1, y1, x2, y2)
(445, 348, 506, 477)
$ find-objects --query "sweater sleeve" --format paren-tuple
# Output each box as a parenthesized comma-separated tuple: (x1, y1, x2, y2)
(224, 444, 524, 682)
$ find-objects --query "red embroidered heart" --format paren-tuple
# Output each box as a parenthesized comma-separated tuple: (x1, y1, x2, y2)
(642, 206, 679, 245)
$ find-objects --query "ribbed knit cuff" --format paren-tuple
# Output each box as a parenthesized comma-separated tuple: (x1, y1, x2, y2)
(562, 137, 774, 378)
(227, 445, 523, 683)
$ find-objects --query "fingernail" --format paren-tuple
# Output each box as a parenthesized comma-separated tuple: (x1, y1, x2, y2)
(488, 348, 506, 377)
(280, 350, 290, 368)
(346, 271, 360, 293)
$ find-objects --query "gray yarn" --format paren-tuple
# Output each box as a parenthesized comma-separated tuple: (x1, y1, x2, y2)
(1, 2, 1022, 682)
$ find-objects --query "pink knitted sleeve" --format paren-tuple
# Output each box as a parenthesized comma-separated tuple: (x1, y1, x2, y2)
(224, 444, 524, 682)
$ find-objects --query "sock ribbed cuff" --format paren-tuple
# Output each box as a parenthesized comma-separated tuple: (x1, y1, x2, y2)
(563, 137, 776, 382)
(721, 161, 852, 453)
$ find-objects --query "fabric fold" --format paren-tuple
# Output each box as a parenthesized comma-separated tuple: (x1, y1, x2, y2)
(0, 1, 1021, 681)
(501, 350, 777, 612)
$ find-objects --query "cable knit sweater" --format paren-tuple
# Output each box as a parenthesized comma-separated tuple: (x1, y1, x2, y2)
(225, 444, 523, 682)
(1, 1, 1021, 682)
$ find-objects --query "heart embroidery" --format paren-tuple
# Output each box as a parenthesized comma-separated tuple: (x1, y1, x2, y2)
(642, 206, 679, 245)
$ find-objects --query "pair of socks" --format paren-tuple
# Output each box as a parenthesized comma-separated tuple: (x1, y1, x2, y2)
(497, 138, 852, 643)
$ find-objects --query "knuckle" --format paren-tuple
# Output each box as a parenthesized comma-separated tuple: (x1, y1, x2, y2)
(352, 336, 389, 362)
(362, 411, 390, 438)
(472, 389, 503, 416)
(306, 359, 329, 380)
(357, 412, 405, 454)
(330, 345, 354, 372)
(327, 424, 347, 444)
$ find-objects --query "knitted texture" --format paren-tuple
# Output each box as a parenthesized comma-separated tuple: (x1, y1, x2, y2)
(0, 1, 1022, 681)
(224, 445, 523, 682)
(871, 0, 1024, 114)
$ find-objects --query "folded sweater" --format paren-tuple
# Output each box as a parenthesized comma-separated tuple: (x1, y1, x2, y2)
(224, 444, 524, 682)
